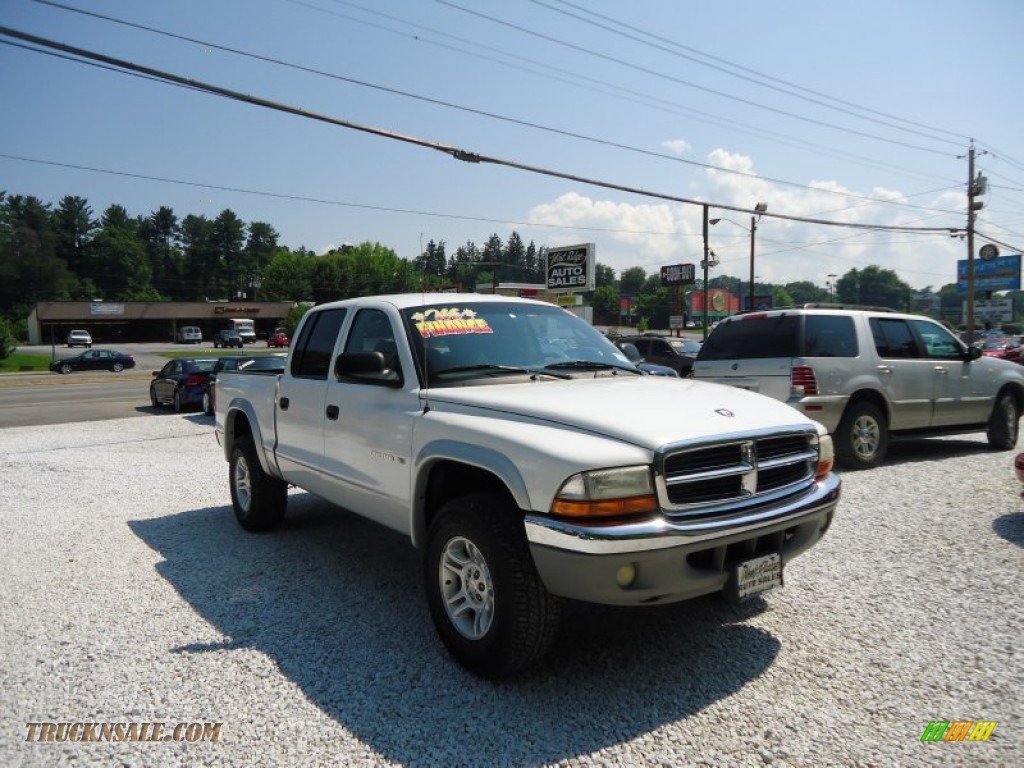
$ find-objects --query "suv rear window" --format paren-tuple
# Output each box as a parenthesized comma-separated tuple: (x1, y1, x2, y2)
(697, 313, 858, 360)
(698, 315, 800, 360)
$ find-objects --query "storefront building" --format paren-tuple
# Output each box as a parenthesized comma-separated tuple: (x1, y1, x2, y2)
(28, 301, 296, 345)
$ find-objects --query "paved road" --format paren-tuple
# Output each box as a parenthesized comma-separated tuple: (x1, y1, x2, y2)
(0, 343, 276, 427)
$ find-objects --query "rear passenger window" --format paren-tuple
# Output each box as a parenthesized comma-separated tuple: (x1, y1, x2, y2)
(803, 315, 858, 357)
(290, 309, 347, 379)
(870, 318, 919, 358)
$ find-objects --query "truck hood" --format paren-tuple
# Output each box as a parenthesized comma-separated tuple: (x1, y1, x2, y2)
(424, 376, 820, 449)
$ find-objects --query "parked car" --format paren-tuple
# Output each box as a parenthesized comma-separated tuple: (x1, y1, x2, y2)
(616, 342, 678, 376)
(213, 329, 244, 349)
(692, 305, 1024, 469)
(980, 337, 1024, 363)
(66, 329, 92, 348)
(267, 329, 290, 348)
(150, 357, 219, 413)
(49, 349, 136, 374)
(202, 353, 287, 415)
(617, 334, 700, 376)
(176, 326, 203, 344)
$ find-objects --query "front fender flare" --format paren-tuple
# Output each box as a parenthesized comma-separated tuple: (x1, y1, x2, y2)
(411, 439, 532, 549)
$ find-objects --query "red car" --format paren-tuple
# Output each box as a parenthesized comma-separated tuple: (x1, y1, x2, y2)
(980, 337, 1024, 363)
(267, 329, 290, 348)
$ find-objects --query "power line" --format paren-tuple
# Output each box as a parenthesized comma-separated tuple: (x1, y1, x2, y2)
(436, 0, 956, 158)
(531, 0, 967, 148)
(0, 25, 960, 237)
(293, 0, 957, 187)
(27, 0, 959, 212)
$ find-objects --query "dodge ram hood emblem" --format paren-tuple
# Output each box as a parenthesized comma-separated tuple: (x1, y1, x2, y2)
(715, 408, 735, 418)
(731, 363, 739, 370)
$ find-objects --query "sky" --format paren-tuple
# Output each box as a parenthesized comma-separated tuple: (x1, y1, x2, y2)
(2, 0, 1023, 292)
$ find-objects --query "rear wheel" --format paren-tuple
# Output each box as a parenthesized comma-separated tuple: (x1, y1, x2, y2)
(424, 493, 562, 678)
(202, 390, 213, 416)
(987, 392, 1019, 450)
(229, 435, 287, 531)
(835, 401, 888, 470)
(172, 388, 184, 413)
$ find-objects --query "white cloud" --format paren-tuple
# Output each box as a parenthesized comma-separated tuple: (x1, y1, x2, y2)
(661, 139, 692, 156)
(523, 152, 965, 290)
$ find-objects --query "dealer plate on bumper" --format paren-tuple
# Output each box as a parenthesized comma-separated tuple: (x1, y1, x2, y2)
(726, 553, 783, 602)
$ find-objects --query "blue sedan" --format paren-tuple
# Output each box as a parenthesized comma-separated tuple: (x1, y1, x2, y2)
(150, 357, 219, 413)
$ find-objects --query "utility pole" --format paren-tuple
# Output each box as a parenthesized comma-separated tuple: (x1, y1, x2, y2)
(966, 142, 977, 344)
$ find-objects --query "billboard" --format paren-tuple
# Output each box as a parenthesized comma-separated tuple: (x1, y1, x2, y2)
(956, 254, 1021, 293)
(660, 264, 696, 286)
(545, 243, 595, 291)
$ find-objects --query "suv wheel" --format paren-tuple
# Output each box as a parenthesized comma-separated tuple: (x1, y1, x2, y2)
(835, 401, 888, 470)
(987, 392, 1019, 450)
(424, 493, 562, 678)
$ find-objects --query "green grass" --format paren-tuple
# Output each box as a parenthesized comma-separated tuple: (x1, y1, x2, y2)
(0, 352, 53, 373)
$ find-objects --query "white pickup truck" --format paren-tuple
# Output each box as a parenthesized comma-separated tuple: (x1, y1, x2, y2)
(215, 293, 841, 678)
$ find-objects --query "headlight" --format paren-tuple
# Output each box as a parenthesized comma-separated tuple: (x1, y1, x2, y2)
(551, 466, 658, 521)
(813, 433, 835, 479)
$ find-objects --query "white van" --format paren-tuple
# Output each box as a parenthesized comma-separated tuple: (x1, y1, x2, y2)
(229, 318, 256, 344)
(176, 326, 203, 344)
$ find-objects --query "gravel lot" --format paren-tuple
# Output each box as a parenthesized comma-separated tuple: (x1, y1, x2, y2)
(1, 415, 1021, 767)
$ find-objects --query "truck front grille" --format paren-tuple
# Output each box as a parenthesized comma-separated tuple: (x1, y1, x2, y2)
(659, 430, 818, 515)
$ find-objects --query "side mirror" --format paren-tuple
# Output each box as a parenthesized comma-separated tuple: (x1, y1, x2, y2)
(152, 371, 159, 377)
(334, 351, 403, 387)
(964, 346, 983, 362)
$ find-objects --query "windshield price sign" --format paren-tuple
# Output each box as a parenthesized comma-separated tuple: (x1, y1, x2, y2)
(546, 243, 595, 291)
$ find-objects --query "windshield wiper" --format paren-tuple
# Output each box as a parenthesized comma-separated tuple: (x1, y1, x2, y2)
(433, 364, 572, 379)
(544, 360, 637, 374)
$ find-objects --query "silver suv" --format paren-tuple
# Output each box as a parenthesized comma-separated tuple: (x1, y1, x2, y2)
(692, 305, 1024, 469)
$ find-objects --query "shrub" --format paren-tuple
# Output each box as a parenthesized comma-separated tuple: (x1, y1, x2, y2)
(0, 317, 17, 360)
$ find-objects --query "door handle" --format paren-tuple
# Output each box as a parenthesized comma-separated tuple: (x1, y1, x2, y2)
(876, 365, 893, 374)
(933, 366, 948, 375)
(279, 396, 290, 410)
(326, 404, 340, 420)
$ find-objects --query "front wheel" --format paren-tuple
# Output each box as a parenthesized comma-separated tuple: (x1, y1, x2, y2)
(229, 435, 287, 531)
(59, 363, 72, 375)
(150, 386, 159, 408)
(424, 494, 561, 679)
(987, 392, 1019, 450)
(111, 362, 123, 373)
(835, 401, 888, 470)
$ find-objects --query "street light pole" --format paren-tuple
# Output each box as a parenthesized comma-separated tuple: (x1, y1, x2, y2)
(749, 202, 767, 311)
(702, 204, 710, 341)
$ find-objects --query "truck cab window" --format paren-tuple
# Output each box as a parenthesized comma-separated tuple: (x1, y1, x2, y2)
(290, 309, 347, 379)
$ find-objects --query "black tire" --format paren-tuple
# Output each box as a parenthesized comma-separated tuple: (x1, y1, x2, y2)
(987, 392, 1019, 450)
(229, 435, 287, 531)
(424, 493, 562, 679)
(59, 363, 72, 375)
(172, 388, 184, 413)
(111, 362, 123, 373)
(835, 401, 888, 470)
(150, 386, 160, 408)
(202, 390, 213, 416)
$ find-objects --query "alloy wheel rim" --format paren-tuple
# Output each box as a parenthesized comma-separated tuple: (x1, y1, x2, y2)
(439, 536, 494, 640)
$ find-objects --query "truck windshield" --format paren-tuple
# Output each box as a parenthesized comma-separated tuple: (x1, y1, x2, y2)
(403, 302, 638, 383)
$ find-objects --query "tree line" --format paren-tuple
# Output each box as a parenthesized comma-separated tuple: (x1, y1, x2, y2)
(3, 189, 963, 338)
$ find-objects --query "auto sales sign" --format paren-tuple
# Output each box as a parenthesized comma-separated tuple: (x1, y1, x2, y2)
(546, 243, 595, 292)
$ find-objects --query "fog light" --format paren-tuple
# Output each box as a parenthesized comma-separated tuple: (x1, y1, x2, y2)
(616, 563, 637, 588)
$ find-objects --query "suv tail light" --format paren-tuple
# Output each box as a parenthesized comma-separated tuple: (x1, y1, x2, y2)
(791, 366, 818, 396)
